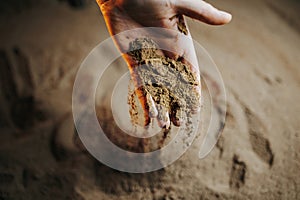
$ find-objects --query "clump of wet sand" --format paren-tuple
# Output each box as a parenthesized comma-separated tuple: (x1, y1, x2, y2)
(127, 37, 200, 131)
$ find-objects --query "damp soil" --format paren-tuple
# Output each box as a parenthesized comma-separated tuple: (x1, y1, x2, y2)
(0, 1, 299, 199)
(127, 38, 200, 133)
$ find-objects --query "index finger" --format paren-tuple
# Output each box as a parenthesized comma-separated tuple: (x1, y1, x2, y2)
(172, 0, 232, 25)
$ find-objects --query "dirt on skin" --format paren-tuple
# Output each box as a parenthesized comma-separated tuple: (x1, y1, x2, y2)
(170, 14, 188, 35)
(127, 38, 200, 133)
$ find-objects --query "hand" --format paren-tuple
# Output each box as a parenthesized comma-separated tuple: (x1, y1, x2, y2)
(96, 0, 231, 128)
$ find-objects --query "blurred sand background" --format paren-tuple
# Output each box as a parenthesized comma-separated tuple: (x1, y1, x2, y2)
(0, 0, 299, 199)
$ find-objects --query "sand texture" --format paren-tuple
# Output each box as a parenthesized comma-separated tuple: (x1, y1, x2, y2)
(0, 0, 299, 199)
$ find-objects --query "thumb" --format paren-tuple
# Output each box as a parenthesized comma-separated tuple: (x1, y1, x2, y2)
(173, 0, 232, 25)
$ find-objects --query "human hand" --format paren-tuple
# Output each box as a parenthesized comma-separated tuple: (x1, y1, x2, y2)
(96, 0, 231, 128)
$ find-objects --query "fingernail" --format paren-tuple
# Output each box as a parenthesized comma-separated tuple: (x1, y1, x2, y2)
(157, 106, 170, 129)
(221, 11, 232, 23)
(146, 94, 158, 118)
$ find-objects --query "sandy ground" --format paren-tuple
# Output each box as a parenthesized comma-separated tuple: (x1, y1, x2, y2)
(0, 0, 299, 199)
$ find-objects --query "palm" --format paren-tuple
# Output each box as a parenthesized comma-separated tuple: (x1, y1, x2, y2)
(97, 0, 231, 128)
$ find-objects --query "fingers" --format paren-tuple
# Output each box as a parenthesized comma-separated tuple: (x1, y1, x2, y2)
(156, 105, 171, 129)
(173, 0, 232, 25)
(178, 56, 202, 113)
(170, 101, 184, 126)
(134, 86, 151, 126)
(146, 93, 158, 118)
